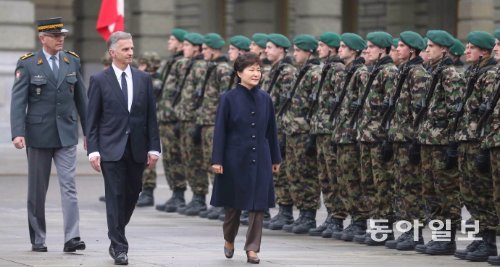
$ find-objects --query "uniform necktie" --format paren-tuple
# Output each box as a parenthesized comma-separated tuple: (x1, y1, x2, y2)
(50, 55, 59, 80)
(121, 72, 128, 109)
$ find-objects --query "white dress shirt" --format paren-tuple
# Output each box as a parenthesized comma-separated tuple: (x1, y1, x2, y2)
(42, 49, 59, 71)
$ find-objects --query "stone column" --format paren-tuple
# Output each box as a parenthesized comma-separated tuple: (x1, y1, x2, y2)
(175, 0, 222, 34)
(457, 0, 495, 40)
(289, 0, 342, 37)
(0, 0, 36, 141)
(231, 0, 276, 36)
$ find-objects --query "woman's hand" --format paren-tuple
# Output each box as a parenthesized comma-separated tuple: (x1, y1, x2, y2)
(272, 164, 280, 173)
(212, 164, 224, 174)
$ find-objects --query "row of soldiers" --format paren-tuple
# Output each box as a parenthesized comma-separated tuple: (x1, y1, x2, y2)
(132, 27, 500, 264)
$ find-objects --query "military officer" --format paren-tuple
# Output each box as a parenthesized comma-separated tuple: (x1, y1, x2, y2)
(10, 17, 87, 252)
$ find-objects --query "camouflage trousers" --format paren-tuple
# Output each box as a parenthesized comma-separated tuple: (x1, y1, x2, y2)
(201, 126, 215, 184)
(285, 134, 320, 210)
(142, 122, 186, 191)
(360, 143, 395, 221)
(491, 147, 500, 223)
(392, 143, 425, 222)
(458, 142, 497, 231)
(316, 134, 347, 219)
(180, 121, 208, 195)
(274, 133, 293, 206)
(336, 144, 369, 221)
(421, 145, 461, 225)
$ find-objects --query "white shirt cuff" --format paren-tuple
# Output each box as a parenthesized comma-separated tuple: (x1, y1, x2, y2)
(88, 151, 100, 161)
(148, 151, 160, 157)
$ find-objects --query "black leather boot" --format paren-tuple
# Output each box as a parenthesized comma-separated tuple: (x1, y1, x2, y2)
(293, 209, 317, 234)
(207, 207, 225, 220)
(341, 220, 366, 241)
(396, 227, 424, 250)
(425, 225, 456, 255)
(323, 218, 343, 238)
(163, 189, 186, 212)
(283, 210, 304, 233)
(454, 231, 483, 259)
(365, 220, 395, 246)
(185, 194, 207, 216)
(466, 229, 498, 262)
(268, 205, 294, 230)
(309, 213, 333, 236)
(136, 188, 154, 207)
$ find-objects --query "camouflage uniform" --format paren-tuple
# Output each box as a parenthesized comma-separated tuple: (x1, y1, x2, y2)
(280, 58, 321, 210)
(261, 56, 296, 206)
(309, 56, 347, 219)
(387, 56, 429, 223)
(195, 56, 232, 183)
(417, 57, 465, 225)
(455, 58, 498, 231)
(356, 56, 398, 222)
(143, 52, 187, 192)
(332, 57, 369, 222)
(174, 54, 209, 195)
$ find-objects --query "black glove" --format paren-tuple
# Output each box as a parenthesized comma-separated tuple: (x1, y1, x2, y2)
(349, 101, 360, 113)
(408, 141, 421, 165)
(191, 124, 202, 145)
(475, 148, 490, 173)
(174, 122, 181, 139)
(379, 140, 393, 162)
(279, 135, 286, 159)
(445, 142, 459, 170)
(305, 134, 317, 157)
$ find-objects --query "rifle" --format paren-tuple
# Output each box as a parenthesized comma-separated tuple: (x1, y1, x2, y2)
(158, 56, 176, 96)
(227, 70, 236, 91)
(450, 56, 483, 136)
(476, 68, 500, 135)
(172, 58, 196, 107)
(276, 63, 313, 117)
(348, 53, 383, 128)
(328, 58, 364, 122)
(381, 61, 412, 130)
(306, 62, 333, 122)
(412, 52, 449, 129)
(194, 61, 217, 109)
(267, 64, 285, 95)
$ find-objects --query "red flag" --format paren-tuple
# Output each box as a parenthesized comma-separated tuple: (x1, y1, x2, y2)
(96, 0, 124, 42)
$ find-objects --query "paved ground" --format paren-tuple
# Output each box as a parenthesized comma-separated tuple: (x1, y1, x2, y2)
(0, 142, 492, 266)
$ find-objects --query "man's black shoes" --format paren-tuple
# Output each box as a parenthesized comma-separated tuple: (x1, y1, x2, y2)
(31, 243, 47, 252)
(63, 237, 86, 252)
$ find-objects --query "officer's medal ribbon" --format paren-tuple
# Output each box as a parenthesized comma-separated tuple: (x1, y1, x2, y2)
(37, 58, 43, 65)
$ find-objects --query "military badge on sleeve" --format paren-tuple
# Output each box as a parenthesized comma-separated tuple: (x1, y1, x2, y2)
(63, 56, 69, 64)
(15, 70, 21, 80)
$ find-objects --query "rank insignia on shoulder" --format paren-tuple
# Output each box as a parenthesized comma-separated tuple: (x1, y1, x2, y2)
(37, 58, 43, 65)
(63, 56, 69, 63)
(20, 52, 34, 60)
(66, 50, 79, 58)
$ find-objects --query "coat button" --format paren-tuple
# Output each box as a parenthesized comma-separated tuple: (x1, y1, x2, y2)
(252, 159, 256, 163)
(251, 135, 256, 139)
(251, 111, 255, 115)
(251, 122, 256, 127)
(252, 147, 256, 151)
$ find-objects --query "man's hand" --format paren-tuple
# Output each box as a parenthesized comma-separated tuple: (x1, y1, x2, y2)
(212, 164, 223, 174)
(13, 136, 25, 149)
(272, 164, 280, 173)
(147, 154, 159, 169)
(90, 156, 101, 172)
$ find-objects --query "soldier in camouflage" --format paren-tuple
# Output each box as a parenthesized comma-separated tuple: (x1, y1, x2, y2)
(155, 28, 190, 213)
(331, 33, 370, 242)
(453, 31, 498, 262)
(196, 33, 232, 220)
(415, 30, 466, 256)
(174, 32, 209, 216)
(390, 38, 402, 67)
(384, 31, 429, 251)
(250, 33, 272, 85)
(278, 34, 322, 234)
(262, 34, 297, 231)
(450, 38, 466, 75)
(351, 31, 399, 246)
(307, 32, 347, 238)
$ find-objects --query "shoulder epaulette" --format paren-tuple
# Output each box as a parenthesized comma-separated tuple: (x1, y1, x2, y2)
(20, 52, 34, 60)
(65, 50, 79, 58)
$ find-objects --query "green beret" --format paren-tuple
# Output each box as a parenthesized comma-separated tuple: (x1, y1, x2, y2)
(204, 33, 225, 49)
(392, 38, 399, 48)
(399, 31, 426, 50)
(495, 29, 500, 40)
(267, 33, 291, 49)
(366, 31, 393, 48)
(423, 37, 428, 49)
(293, 34, 318, 52)
(229, 35, 251, 51)
(426, 30, 454, 47)
(171, 28, 187, 42)
(341, 33, 367, 51)
(184, 32, 204, 45)
(319, 32, 341, 48)
(450, 38, 465, 56)
(467, 31, 495, 50)
(252, 33, 268, 49)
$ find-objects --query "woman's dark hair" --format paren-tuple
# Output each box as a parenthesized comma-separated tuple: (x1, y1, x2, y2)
(234, 52, 262, 73)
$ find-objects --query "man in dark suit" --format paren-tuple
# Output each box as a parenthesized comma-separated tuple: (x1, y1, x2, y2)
(86, 31, 161, 265)
(10, 17, 87, 253)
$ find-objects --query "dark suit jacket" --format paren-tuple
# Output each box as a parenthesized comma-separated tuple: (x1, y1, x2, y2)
(86, 66, 160, 163)
(10, 50, 87, 148)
